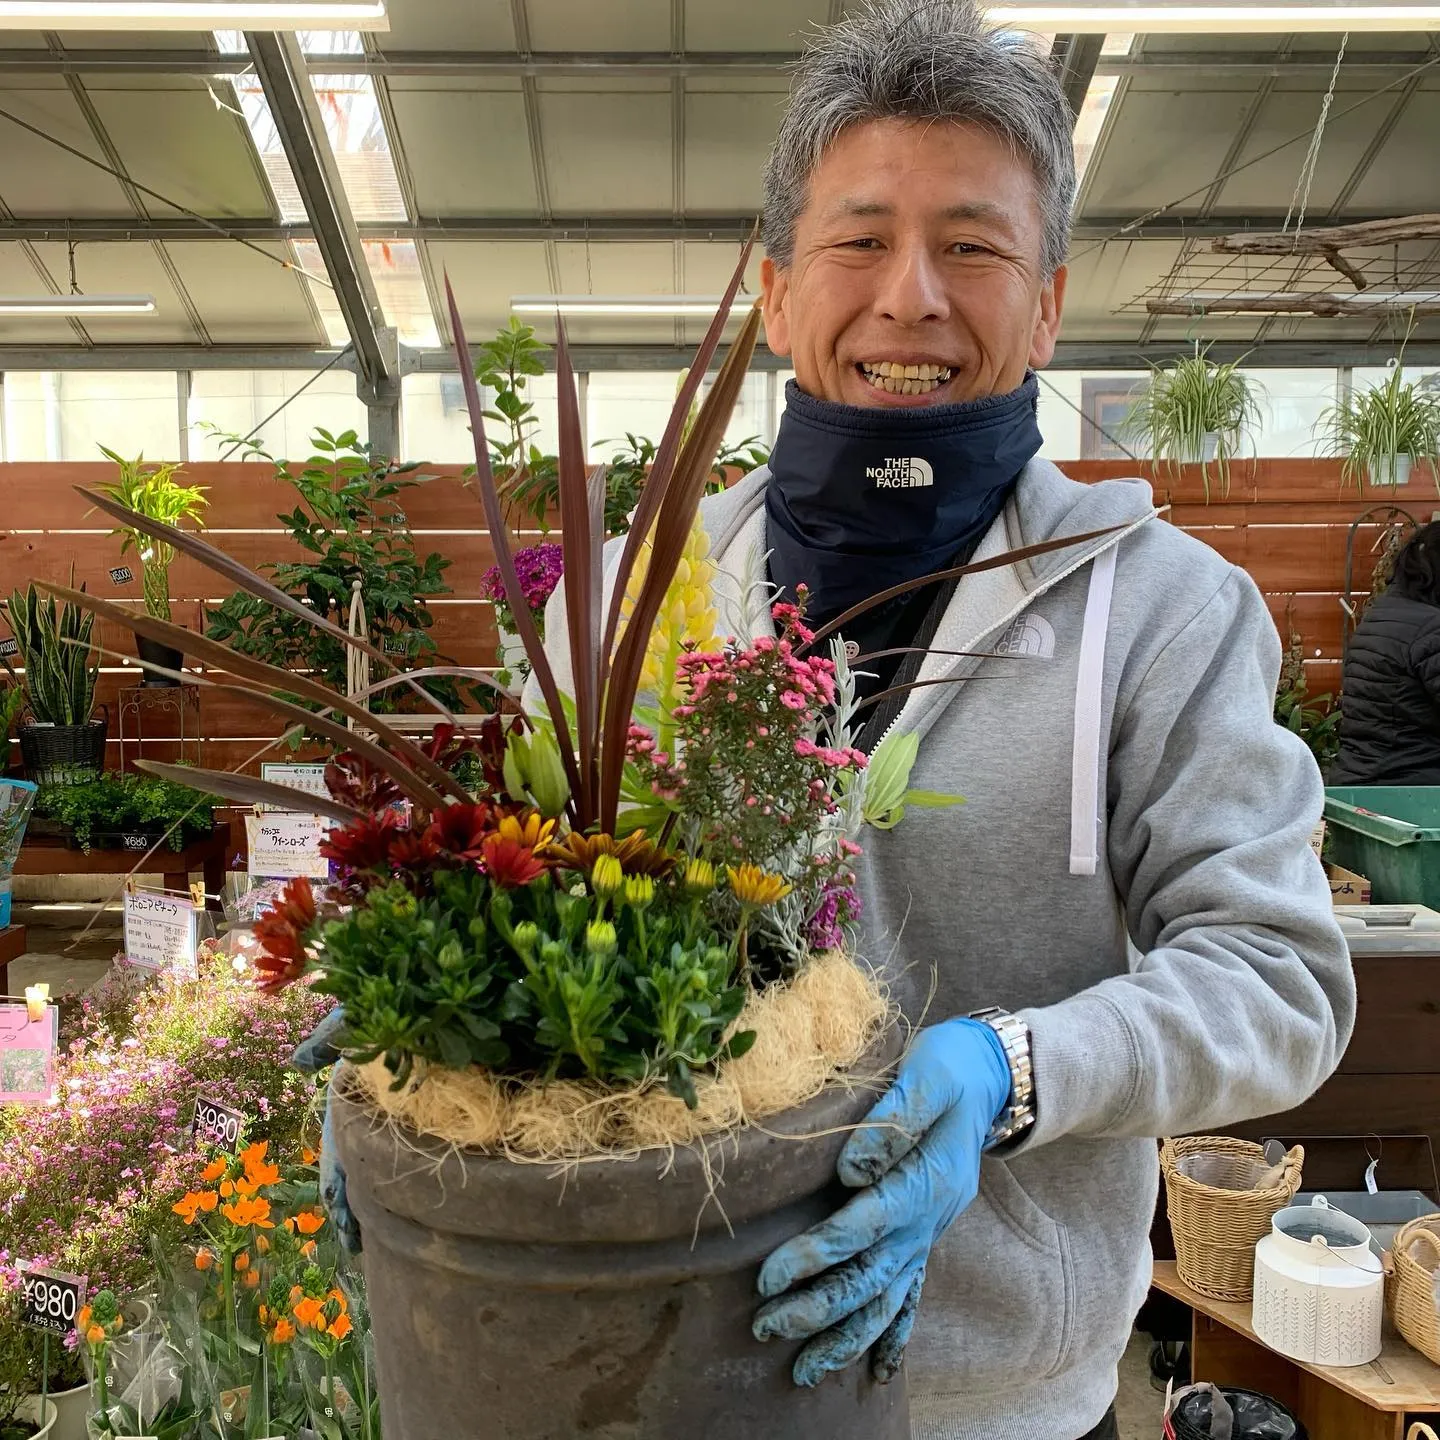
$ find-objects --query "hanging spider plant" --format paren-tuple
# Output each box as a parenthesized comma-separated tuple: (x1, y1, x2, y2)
(1122, 345, 1261, 501)
(1320, 363, 1440, 493)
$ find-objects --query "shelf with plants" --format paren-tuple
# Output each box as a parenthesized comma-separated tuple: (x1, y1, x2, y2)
(32, 772, 217, 854)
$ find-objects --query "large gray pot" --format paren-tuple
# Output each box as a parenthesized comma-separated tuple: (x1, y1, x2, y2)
(332, 1051, 910, 1440)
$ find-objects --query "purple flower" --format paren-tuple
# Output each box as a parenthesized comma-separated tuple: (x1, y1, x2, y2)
(482, 542, 565, 615)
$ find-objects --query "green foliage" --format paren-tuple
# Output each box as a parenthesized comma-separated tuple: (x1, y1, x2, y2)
(203, 429, 471, 715)
(1122, 346, 1261, 501)
(712, 435, 772, 485)
(36, 772, 215, 851)
(1275, 627, 1341, 773)
(858, 730, 964, 831)
(2, 580, 99, 726)
(0, 683, 24, 741)
(1320, 364, 1440, 491)
(599, 432, 772, 532)
(94, 448, 209, 623)
(475, 318, 561, 531)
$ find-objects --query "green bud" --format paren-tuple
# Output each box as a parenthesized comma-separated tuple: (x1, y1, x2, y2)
(683, 857, 716, 895)
(591, 854, 624, 897)
(511, 920, 539, 955)
(585, 920, 618, 956)
(623, 873, 654, 909)
(437, 938, 464, 971)
(502, 731, 530, 805)
(526, 726, 572, 819)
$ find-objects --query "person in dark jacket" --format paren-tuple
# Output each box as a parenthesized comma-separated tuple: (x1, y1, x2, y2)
(1332, 522, 1440, 784)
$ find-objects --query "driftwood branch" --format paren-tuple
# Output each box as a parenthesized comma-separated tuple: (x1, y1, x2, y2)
(1212, 214, 1440, 255)
(1147, 294, 1440, 318)
(1322, 247, 1369, 291)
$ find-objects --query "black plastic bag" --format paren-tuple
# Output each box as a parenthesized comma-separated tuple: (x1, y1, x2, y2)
(1166, 1383, 1307, 1440)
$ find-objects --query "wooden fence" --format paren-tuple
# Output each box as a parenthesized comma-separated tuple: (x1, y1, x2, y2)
(1, 457, 1436, 774)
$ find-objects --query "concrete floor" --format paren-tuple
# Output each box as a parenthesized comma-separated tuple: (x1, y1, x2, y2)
(11, 902, 1173, 1439)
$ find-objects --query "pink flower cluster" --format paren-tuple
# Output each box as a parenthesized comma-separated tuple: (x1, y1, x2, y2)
(672, 626, 838, 725)
(481, 541, 564, 616)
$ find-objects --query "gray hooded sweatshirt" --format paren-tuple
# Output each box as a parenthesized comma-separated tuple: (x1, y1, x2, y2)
(534, 458, 1355, 1440)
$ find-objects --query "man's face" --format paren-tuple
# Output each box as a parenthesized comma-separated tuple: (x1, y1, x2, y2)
(761, 118, 1067, 409)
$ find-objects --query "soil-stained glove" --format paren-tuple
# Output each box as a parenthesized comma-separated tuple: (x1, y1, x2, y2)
(292, 1005, 362, 1254)
(752, 1018, 1011, 1386)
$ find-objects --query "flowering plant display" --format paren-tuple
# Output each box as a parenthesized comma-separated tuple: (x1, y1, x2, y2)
(481, 541, 564, 634)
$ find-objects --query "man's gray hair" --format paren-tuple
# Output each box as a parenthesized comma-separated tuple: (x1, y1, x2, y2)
(762, 0, 1077, 276)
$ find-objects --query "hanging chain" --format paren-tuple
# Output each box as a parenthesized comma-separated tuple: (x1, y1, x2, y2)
(1284, 32, 1350, 240)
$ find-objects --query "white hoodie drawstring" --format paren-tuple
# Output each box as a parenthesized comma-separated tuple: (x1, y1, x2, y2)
(1070, 545, 1118, 877)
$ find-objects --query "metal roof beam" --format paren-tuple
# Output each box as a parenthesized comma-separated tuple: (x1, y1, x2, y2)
(1052, 34, 1104, 126)
(245, 30, 395, 405)
(0, 213, 1412, 244)
(2, 338, 1437, 372)
(0, 46, 1432, 78)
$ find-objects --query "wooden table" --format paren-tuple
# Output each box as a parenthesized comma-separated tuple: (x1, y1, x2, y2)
(14, 824, 230, 913)
(1154, 1260, 1440, 1439)
(0, 922, 26, 996)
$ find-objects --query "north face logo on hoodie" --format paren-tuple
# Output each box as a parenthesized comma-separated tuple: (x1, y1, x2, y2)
(992, 613, 1056, 658)
(866, 456, 934, 489)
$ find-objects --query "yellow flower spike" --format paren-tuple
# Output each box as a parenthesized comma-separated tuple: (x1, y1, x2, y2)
(620, 512, 721, 701)
(726, 864, 793, 908)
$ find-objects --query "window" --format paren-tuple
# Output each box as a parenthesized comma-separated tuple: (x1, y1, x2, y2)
(2, 372, 179, 461)
(188, 370, 367, 460)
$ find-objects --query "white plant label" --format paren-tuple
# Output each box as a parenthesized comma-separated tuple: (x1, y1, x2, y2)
(259, 763, 330, 811)
(18, 1262, 86, 1334)
(246, 812, 329, 879)
(123, 890, 198, 977)
(192, 1095, 248, 1151)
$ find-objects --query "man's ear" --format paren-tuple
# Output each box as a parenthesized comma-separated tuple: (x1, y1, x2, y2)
(761, 256, 793, 358)
(1028, 264, 1068, 369)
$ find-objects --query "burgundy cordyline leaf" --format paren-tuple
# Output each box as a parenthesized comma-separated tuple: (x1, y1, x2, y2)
(134, 760, 364, 826)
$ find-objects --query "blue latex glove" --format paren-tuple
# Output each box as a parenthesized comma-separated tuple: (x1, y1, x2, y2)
(292, 1005, 362, 1254)
(752, 1018, 1013, 1387)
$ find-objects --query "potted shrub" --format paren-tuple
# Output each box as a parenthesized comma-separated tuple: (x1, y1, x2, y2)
(2, 584, 104, 787)
(1320, 364, 1440, 491)
(1122, 346, 1261, 500)
(34, 773, 215, 854)
(94, 449, 208, 686)
(53, 263, 1089, 1440)
(0, 1276, 57, 1440)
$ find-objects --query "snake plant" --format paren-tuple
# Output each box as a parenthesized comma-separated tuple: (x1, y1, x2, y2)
(95, 447, 208, 621)
(3, 579, 99, 725)
(1122, 346, 1261, 500)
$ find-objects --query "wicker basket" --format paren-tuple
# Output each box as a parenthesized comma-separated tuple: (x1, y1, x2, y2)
(18, 715, 107, 786)
(1390, 1216, 1440, 1366)
(1161, 1136, 1304, 1302)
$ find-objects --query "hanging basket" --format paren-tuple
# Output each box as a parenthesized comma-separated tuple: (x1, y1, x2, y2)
(1161, 1136, 1304, 1302)
(1389, 1216, 1440, 1366)
(18, 713, 108, 786)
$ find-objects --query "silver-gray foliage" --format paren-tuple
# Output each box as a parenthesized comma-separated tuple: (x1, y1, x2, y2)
(762, 0, 1077, 276)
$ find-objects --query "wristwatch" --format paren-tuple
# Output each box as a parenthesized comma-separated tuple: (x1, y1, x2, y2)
(969, 1006, 1035, 1148)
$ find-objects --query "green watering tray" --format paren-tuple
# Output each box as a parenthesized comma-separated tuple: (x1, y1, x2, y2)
(1324, 786, 1440, 910)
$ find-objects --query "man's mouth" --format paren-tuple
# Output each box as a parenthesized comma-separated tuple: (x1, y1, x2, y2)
(858, 361, 955, 397)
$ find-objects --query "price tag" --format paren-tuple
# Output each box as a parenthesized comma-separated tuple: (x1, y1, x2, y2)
(245, 812, 329, 880)
(259, 762, 330, 813)
(191, 1095, 248, 1151)
(121, 833, 151, 854)
(0, 638, 16, 659)
(0, 1002, 56, 1103)
(123, 890, 198, 977)
(18, 1263, 86, 1334)
(109, 566, 134, 585)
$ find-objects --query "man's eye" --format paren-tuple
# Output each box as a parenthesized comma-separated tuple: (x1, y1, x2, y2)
(846, 238, 881, 250)
(951, 243, 991, 256)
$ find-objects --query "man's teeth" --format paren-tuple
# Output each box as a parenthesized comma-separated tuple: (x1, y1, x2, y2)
(860, 362, 954, 395)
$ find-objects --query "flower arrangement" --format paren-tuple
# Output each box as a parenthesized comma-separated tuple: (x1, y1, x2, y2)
(482, 541, 564, 690)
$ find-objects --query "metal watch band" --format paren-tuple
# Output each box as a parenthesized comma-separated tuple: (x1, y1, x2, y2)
(969, 1006, 1035, 1148)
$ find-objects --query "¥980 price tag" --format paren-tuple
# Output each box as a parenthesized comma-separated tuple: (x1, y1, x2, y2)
(192, 1095, 248, 1151)
(18, 1263, 86, 1334)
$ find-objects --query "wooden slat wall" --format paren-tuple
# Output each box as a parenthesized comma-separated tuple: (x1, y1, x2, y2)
(2, 458, 1436, 771)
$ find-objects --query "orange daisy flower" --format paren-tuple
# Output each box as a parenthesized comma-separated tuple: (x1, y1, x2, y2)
(292, 1296, 325, 1330)
(293, 1211, 325, 1236)
(221, 1196, 275, 1230)
(329, 1313, 353, 1341)
(200, 1157, 227, 1183)
(172, 1190, 219, 1224)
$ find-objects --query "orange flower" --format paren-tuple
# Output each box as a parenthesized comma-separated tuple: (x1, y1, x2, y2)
(86, 1325, 106, 1345)
(76, 1306, 92, 1332)
(221, 1196, 274, 1230)
(293, 1211, 325, 1236)
(233, 1252, 250, 1272)
(327, 1289, 348, 1313)
(219, 1179, 235, 1198)
(172, 1190, 219, 1224)
(200, 1157, 227, 1183)
(255, 1234, 270, 1256)
(239, 1140, 268, 1170)
(301, 1147, 317, 1166)
(292, 1296, 325, 1330)
(481, 832, 548, 889)
(242, 1269, 260, 1289)
(253, 877, 317, 991)
(194, 1248, 215, 1272)
(270, 1318, 296, 1345)
(300, 1239, 318, 1259)
(328, 1313, 353, 1341)
(246, 1159, 281, 1188)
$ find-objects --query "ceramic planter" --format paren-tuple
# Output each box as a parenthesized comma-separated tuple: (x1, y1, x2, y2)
(333, 1053, 909, 1440)
(1366, 453, 1415, 489)
(1179, 433, 1221, 465)
(10, 1397, 56, 1440)
(43, 1385, 87, 1440)
(1253, 1196, 1383, 1366)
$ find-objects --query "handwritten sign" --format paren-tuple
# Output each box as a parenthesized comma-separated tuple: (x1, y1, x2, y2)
(18, 1263, 86, 1334)
(245, 812, 329, 879)
(109, 565, 134, 585)
(123, 890, 198, 976)
(258, 762, 330, 814)
(0, 1003, 56, 1103)
(192, 1095, 248, 1150)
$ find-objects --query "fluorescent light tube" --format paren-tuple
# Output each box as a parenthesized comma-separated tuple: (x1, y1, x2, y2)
(0, 1, 386, 29)
(983, 1, 1440, 28)
(0, 295, 156, 315)
(511, 295, 748, 318)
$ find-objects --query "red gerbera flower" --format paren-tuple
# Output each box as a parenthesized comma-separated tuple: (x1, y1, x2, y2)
(252, 878, 317, 992)
(387, 829, 442, 871)
(320, 813, 399, 874)
(425, 801, 493, 863)
(480, 833, 548, 889)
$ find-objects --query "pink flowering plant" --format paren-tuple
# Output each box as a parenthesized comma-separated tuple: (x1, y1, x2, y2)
(481, 541, 564, 635)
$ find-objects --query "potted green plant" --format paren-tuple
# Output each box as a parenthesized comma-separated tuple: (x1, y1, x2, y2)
(1320, 364, 1440, 491)
(2, 582, 104, 787)
(94, 449, 208, 687)
(34, 773, 215, 854)
(1122, 345, 1261, 500)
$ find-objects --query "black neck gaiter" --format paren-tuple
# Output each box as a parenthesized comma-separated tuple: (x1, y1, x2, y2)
(765, 373, 1043, 624)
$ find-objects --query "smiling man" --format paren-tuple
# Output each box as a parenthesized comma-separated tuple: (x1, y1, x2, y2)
(713, 4, 1354, 1439)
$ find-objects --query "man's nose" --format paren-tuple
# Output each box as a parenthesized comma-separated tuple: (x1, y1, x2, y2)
(874, 246, 950, 326)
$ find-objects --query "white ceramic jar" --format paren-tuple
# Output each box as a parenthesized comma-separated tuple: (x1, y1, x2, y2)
(1253, 1196, 1384, 1367)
